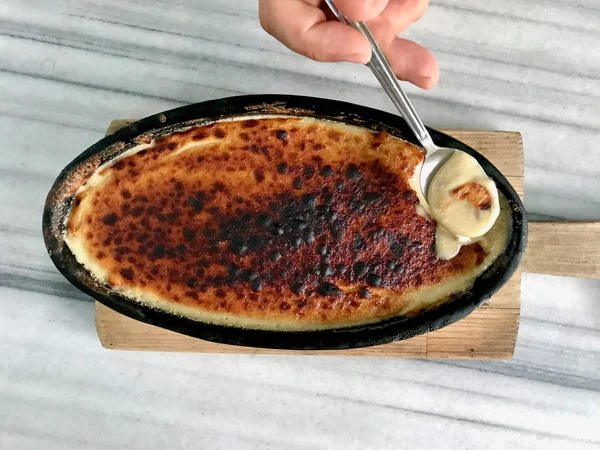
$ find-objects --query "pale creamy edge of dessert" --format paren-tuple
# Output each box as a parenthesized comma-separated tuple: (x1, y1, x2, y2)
(427, 151, 501, 259)
(65, 117, 510, 331)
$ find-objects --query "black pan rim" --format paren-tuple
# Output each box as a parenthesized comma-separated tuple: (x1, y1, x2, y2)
(43, 94, 528, 350)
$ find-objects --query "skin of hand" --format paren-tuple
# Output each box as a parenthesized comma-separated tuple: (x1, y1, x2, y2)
(258, 0, 439, 90)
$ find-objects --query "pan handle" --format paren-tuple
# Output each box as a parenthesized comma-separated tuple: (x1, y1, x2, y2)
(523, 221, 600, 280)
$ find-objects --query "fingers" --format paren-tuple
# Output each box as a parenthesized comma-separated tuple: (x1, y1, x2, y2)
(379, 0, 430, 32)
(334, 0, 389, 21)
(259, 0, 371, 63)
(303, 21, 372, 63)
(258, 0, 438, 90)
(385, 38, 439, 89)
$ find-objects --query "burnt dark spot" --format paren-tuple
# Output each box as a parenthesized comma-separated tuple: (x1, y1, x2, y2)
(207, 206, 220, 215)
(167, 143, 177, 151)
(247, 271, 259, 281)
(175, 244, 186, 255)
(403, 190, 417, 201)
(277, 163, 289, 174)
(317, 244, 328, 256)
(120, 268, 134, 280)
(335, 264, 347, 275)
(394, 264, 405, 274)
(216, 289, 226, 298)
(319, 263, 334, 277)
(254, 168, 265, 183)
(214, 129, 226, 138)
(318, 282, 342, 296)
(353, 262, 368, 278)
(197, 258, 210, 268)
(228, 264, 241, 277)
(183, 228, 196, 241)
(186, 277, 198, 289)
(320, 165, 334, 177)
(102, 213, 118, 226)
(302, 166, 315, 180)
(352, 234, 366, 252)
(302, 193, 317, 208)
(297, 300, 308, 309)
(391, 243, 404, 258)
(272, 226, 284, 236)
(275, 130, 288, 140)
(366, 273, 382, 287)
(188, 193, 205, 213)
(129, 206, 145, 217)
(346, 164, 361, 180)
(364, 192, 381, 203)
(229, 236, 248, 255)
(192, 132, 208, 140)
(291, 281, 307, 295)
(121, 190, 131, 199)
(212, 182, 226, 193)
(314, 143, 324, 151)
(115, 246, 131, 255)
(256, 214, 272, 227)
(151, 244, 165, 259)
(350, 201, 365, 213)
(303, 230, 315, 244)
(203, 227, 216, 238)
(270, 251, 282, 262)
(358, 287, 371, 299)
(247, 236, 265, 251)
(243, 119, 259, 128)
(239, 132, 250, 141)
(292, 177, 303, 190)
(251, 278, 263, 292)
(331, 223, 343, 241)
(175, 181, 184, 191)
(322, 189, 334, 205)
(279, 302, 290, 310)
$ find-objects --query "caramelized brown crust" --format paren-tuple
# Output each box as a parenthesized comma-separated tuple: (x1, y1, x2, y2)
(68, 118, 487, 328)
(452, 182, 492, 210)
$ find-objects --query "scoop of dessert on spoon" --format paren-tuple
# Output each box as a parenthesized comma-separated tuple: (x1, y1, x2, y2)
(324, 0, 500, 259)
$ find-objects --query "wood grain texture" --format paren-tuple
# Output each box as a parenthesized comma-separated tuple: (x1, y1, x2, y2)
(524, 222, 600, 280)
(95, 120, 524, 358)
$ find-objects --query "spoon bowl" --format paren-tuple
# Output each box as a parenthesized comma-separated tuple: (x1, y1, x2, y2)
(419, 144, 455, 199)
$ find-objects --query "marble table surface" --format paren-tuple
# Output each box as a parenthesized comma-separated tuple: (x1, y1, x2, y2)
(1, 0, 599, 448)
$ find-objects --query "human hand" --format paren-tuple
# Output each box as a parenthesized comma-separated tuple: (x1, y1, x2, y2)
(259, 0, 439, 90)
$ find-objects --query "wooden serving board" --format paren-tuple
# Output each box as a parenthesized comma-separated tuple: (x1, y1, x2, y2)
(94, 120, 600, 358)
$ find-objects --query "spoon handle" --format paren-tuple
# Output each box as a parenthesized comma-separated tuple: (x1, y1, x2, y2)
(324, 0, 434, 149)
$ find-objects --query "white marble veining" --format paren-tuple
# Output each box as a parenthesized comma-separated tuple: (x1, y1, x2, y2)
(0, 1, 599, 448)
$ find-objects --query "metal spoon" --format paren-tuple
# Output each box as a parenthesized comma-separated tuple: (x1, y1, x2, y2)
(324, 0, 454, 198)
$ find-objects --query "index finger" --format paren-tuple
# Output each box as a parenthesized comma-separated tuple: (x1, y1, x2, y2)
(259, 0, 371, 63)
